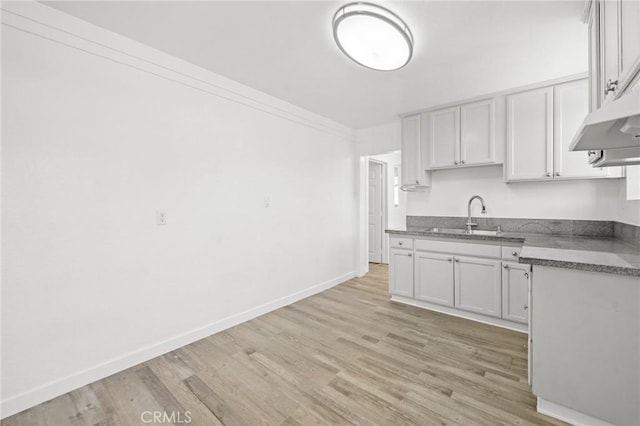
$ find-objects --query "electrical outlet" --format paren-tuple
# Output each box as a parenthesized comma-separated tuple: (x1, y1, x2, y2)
(156, 210, 167, 225)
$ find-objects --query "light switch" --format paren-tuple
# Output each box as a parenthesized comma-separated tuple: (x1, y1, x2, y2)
(156, 210, 167, 225)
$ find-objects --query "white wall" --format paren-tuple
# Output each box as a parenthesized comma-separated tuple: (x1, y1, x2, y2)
(1, 4, 357, 417)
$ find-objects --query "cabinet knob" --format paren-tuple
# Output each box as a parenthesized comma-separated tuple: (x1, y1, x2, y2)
(524, 304, 528, 310)
(454, 258, 459, 262)
(460, 160, 465, 164)
(415, 179, 419, 184)
(408, 253, 412, 257)
(503, 264, 509, 269)
(512, 251, 518, 256)
(555, 172, 560, 177)
(447, 257, 453, 262)
(399, 242, 403, 246)
(545, 172, 552, 177)
(454, 161, 459, 165)
(524, 272, 529, 279)
(604, 79, 618, 95)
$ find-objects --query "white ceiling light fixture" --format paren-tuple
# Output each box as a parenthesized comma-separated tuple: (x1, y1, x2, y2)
(332, 2, 414, 71)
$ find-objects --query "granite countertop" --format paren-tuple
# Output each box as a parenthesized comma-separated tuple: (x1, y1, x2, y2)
(386, 227, 640, 277)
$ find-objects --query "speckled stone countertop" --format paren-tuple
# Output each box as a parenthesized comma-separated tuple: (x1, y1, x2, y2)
(386, 227, 640, 277)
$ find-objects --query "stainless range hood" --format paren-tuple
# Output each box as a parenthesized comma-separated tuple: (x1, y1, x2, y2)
(570, 90, 640, 165)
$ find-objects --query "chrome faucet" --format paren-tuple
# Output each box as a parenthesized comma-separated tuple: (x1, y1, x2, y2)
(466, 195, 487, 232)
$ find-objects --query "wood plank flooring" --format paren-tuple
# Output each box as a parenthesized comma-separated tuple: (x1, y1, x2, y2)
(2, 264, 566, 426)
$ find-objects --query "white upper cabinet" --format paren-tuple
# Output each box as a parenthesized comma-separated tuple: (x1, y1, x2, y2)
(460, 100, 495, 166)
(505, 87, 553, 181)
(427, 99, 497, 169)
(400, 114, 431, 189)
(506, 78, 623, 182)
(554, 79, 612, 179)
(593, 0, 640, 104)
(429, 107, 459, 168)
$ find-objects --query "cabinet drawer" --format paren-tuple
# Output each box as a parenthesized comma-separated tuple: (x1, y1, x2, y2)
(502, 246, 522, 260)
(390, 237, 413, 249)
(415, 239, 500, 258)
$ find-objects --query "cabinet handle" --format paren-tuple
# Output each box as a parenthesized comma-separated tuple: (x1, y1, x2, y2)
(503, 264, 509, 269)
(524, 304, 529, 310)
(512, 251, 518, 256)
(545, 172, 552, 177)
(604, 79, 618, 95)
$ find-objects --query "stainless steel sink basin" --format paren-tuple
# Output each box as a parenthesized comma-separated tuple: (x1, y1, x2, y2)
(423, 227, 501, 236)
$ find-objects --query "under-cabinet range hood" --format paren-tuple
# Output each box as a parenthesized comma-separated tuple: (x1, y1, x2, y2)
(570, 90, 640, 165)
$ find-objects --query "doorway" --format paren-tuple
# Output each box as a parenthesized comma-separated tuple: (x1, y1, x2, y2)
(368, 160, 384, 263)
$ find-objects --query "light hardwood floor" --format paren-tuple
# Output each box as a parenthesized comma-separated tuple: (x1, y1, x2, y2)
(2, 264, 566, 426)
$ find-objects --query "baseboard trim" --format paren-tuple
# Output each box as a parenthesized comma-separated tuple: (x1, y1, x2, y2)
(390, 295, 528, 333)
(0, 271, 355, 419)
(537, 397, 615, 426)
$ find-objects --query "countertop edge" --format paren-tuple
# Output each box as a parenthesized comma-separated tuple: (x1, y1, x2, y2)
(519, 257, 640, 277)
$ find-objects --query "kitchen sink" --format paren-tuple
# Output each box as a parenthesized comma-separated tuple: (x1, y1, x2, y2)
(423, 227, 501, 236)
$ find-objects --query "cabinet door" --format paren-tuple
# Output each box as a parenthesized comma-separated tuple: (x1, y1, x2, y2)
(620, 0, 640, 84)
(414, 251, 454, 306)
(600, 0, 620, 104)
(553, 79, 608, 179)
(505, 87, 553, 181)
(401, 114, 422, 186)
(460, 99, 495, 166)
(429, 107, 459, 168)
(389, 248, 414, 297)
(501, 262, 530, 324)
(454, 256, 502, 317)
(588, 3, 602, 112)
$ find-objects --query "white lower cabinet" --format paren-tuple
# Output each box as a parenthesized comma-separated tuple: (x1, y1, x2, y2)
(414, 251, 454, 306)
(454, 256, 502, 318)
(502, 261, 530, 324)
(389, 248, 414, 297)
(389, 236, 530, 330)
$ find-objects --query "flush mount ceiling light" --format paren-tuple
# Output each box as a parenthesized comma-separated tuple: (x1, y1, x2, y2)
(332, 2, 414, 71)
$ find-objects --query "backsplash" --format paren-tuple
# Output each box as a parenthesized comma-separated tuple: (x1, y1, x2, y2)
(406, 216, 617, 238)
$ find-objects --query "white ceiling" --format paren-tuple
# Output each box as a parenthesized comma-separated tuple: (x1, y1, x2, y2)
(44, 1, 588, 129)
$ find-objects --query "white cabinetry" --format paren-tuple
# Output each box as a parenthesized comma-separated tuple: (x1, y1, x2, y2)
(389, 235, 530, 331)
(505, 87, 553, 181)
(454, 256, 502, 317)
(400, 114, 431, 190)
(595, 0, 640, 104)
(428, 99, 496, 169)
(506, 78, 622, 181)
(414, 251, 454, 306)
(501, 261, 530, 324)
(429, 107, 459, 168)
(389, 248, 413, 297)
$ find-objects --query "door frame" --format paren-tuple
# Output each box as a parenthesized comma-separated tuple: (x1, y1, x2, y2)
(368, 159, 388, 264)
